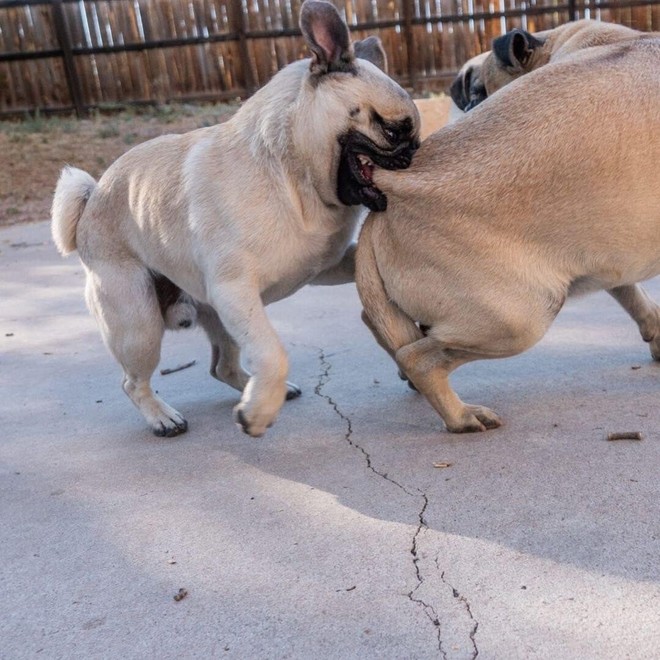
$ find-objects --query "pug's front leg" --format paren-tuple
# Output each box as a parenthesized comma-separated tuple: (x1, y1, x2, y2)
(311, 244, 356, 285)
(209, 281, 289, 437)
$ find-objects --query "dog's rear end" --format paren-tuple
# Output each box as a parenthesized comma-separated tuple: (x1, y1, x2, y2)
(357, 37, 660, 432)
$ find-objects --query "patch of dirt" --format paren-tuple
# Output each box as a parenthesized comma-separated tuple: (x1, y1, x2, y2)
(0, 103, 238, 227)
(0, 96, 451, 228)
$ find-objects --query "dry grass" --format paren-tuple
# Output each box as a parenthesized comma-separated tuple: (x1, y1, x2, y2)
(0, 103, 238, 227)
(0, 96, 451, 228)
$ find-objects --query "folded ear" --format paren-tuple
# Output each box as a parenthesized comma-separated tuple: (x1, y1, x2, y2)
(299, 0, 355, 75)
(354, 35, 388, 73)
(492, 28, 543, 71)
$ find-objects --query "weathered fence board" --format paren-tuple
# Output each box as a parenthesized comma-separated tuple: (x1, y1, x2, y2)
(0, 0, 658, 115)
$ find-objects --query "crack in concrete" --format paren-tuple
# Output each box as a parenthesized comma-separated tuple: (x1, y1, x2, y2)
(313, 347, 476, 656)
(409, 493, 446, 657)
(435, 556, 480, 659)
(313, 347, 413, 496)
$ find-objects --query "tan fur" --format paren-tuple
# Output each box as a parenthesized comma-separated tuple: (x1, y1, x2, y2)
(51, 0, 420, 438)
(357, 33, 660, 432)
(481, 20, 652, 95)
(51, 167, 96, 255)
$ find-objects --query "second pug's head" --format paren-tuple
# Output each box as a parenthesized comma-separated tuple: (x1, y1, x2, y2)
(295, 1, 420, 212)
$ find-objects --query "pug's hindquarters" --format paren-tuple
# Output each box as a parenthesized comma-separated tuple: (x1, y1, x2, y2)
(357, 216, 547, 432)
(357, 38, 660, 432)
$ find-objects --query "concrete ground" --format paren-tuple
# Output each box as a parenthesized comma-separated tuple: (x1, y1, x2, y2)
(1, 220, 659, 659)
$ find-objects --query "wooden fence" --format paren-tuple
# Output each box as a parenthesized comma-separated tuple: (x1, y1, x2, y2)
(1, 0, 659, 116)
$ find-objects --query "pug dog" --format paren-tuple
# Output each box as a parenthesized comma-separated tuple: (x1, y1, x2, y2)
(480, 19, 652, 96)
(356, 33, 660, 432)
(51, 0, 420, 438)
(447, 20, 660, 389)
(448, 20, 651, 117)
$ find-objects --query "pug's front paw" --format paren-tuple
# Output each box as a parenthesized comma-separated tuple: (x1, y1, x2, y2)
(233, 402, 281, 438)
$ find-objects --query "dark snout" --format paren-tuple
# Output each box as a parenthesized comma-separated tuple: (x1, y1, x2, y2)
(450, 66, 488, 112)
(450, 74, 469, 110)
(349, 132, 419, 170)
(336, 127, 419, 213)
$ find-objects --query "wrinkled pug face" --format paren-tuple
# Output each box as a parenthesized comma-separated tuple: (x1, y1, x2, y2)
(449, 28, 547, 112)
(336, 109, 419, 212)
(299, 1, 421, 212)
(449, 51, 490, 112)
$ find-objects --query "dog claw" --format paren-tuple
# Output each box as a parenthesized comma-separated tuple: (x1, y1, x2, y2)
(649, 340, 660, 361)
(446, 405, 502, 433)
(285, 382, 302, 400)
(152, 417, 188, 437)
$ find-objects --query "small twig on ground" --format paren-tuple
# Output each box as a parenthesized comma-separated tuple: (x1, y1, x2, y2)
(160, 360, 196, 375)
(433, 462, 453, 468)
(173, 588, 188, 602)
(606, 431, 643, 441)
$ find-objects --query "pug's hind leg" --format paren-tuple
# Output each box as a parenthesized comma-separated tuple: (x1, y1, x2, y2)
(395, 336, 502, 433)
(361, 310, 419, 390)
(608, 284, 660, 361)
(198, 306, 301, 400)
(85, 263, 188, 437)
(197, 305, 250, 391)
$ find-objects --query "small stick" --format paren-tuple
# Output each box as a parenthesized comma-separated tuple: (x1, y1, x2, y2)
(160, 360, 196, 375)
(433, 462, 453, 468)
(173, 588, 188, 602)
(606, 431, 643, 441)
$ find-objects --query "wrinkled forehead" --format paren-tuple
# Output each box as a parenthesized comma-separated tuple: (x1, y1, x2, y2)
(458, 51, 490, 78)
(351, 60, 420, 125)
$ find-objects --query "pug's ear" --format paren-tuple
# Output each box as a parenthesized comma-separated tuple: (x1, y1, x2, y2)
(492, 28, 543, 71)
(354, 36, 388, 73)
(300, 0, 355, 75)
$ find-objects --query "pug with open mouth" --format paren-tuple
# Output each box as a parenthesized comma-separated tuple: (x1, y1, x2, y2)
(356, 30, 659, 432)
(51, 0, 420, 438)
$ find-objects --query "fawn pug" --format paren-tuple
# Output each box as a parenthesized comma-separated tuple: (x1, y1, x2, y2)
(449, 20, 651, 113)
(52, 0, 420, 438)
(357, 33, 660, 432)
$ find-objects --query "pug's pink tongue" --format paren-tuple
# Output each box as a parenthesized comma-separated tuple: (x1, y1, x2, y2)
(357, 154, 374, 182)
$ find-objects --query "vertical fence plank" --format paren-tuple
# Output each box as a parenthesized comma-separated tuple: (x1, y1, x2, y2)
(402, 0, 417, 91)
(230, 0, 257, 94)
(51, 0, 86, 116)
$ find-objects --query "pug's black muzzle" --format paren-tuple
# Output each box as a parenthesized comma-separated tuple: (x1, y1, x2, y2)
(337, 130, 419, 212)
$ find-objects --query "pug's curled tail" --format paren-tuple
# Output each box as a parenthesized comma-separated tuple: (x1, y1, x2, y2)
(355, 216, 423, 356)
(51, 166, 97, 256)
